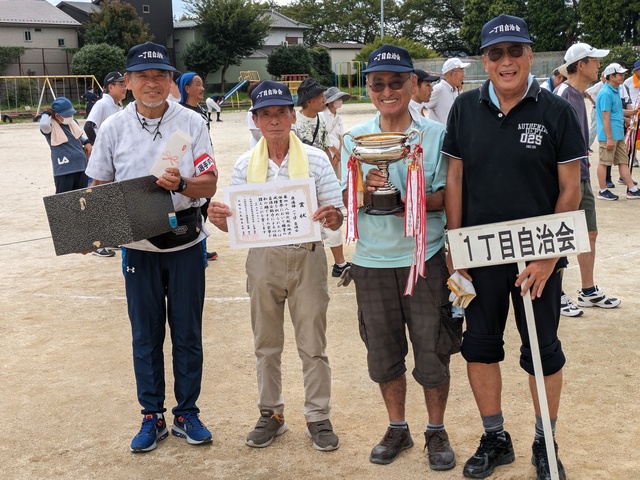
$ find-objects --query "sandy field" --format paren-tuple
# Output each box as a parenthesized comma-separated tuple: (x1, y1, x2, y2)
(0, 102, 638, 480)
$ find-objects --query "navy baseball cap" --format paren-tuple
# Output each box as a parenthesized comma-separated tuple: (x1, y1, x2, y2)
(481, 15, 533, 50)
(51, 97, 76, 116)
(415, 69, 440, 82)
(250, 81, 294, 112)
(126, 42, 176, 72)
(363, 44, 414, 73)
(634, 60, 640, 71)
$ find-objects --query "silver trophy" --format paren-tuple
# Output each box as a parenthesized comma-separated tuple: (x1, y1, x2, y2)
(344, 129, 422, 215)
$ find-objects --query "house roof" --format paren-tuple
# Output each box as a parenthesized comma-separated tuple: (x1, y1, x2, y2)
(173, 10, 309, 30)
(317, 42, 365, 50)
(0, 0, 81, 26)
(58, 1, 100, 15)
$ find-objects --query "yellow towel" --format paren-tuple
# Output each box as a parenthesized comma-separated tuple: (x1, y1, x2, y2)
(50, 119, 84, 147)
(247, 132, 309, 183)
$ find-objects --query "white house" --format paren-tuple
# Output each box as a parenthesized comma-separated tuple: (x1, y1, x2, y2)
(173, 10, 310, 86)
(0, 0, 81, 76)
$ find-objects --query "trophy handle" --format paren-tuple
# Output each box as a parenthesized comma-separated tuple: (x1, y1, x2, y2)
(342, 131, 355, 156)
(407, 128, 424, 146)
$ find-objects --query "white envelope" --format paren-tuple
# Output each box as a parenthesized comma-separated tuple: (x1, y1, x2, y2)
(149, 129, 193, 178)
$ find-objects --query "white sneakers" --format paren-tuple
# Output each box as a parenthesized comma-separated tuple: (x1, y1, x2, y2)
(576, 286, 621, 309)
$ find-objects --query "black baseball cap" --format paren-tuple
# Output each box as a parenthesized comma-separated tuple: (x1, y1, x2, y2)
(103, 71, 124, 88)
(415, 69, 440, 82)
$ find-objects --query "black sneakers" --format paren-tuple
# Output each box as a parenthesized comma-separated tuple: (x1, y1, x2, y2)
(424, 429, 456, 470)
(463, 431, 515, 478)
(532, 437, 566, 480)
(370, 426, 414, 464)
(331, 262, 351, 278)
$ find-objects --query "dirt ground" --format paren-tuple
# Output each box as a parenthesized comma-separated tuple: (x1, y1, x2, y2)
(0, 102, 638, 480)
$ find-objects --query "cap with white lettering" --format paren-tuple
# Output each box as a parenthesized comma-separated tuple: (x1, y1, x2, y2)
(126, 42, 176, 72)
(481, 14, 532, 50)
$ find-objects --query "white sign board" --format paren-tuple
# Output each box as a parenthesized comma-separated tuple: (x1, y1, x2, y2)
(223, 178, 321, 249)
(448, 211, 590, 270)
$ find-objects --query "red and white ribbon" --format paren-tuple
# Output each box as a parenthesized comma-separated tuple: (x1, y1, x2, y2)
(403, 144, 426, 296)
(345, 155, 360, 243)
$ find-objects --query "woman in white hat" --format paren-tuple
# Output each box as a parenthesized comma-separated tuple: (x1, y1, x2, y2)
(321, 87, 350, 179)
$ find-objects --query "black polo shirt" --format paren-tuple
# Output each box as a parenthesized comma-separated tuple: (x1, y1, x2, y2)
(442, 80, 586, 227)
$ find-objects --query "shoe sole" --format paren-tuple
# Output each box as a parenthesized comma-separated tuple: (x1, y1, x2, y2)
(430, 458, 456, 471)
(596, 196, 618, 201)
(627, 195, 640, 199)
(245, 422, 288, 448)
(576, 300, 621, 308)
(130, 428, 168, 453)
(369, 436, 414, 465)
(463, 451, 515, 478)
(560, 309, 583, 317)
(305, 427, 340, 451)
(171, 425, 213, 445)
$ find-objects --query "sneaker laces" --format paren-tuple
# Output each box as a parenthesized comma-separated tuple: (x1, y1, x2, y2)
(379, 427, 405, 447)
(424, 430, 447, 452)
(474, 433, 503, 457)
(137, 415, 157, 436)
(180, 412, 205, 430)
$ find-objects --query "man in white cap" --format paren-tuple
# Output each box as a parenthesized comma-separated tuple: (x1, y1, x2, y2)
(595, 63, 640, 201)
(554, 43, 621, 318)
(424, 57, 469, 124)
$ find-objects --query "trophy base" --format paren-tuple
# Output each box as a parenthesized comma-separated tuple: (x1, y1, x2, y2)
(365, 191, 405, 216)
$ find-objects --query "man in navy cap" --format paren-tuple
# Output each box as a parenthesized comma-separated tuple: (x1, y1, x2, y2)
(86, 42, 218, 453)
(341, 44, 456, 470)
(623, 59, 640, 106)
(208, 81, 344, 452)
(443, 15, 585, 479)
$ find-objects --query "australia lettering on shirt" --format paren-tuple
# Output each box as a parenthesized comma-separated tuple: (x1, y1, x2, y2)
(518, 122, 548, 149)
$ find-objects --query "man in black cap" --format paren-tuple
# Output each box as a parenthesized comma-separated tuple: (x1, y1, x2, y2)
(442, 15, 584, 479)
(409, 69, 440, 118)
(86, 42, 218, 453)
(84, 72, 127, 146)
(208, 81, 343, 452)
(341, 44, 457, 470)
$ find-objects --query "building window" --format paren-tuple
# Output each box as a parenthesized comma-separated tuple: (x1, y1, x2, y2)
(142, 5, 150, 13)
(58, 38, 65, 47)
(285, 37, 300, 45)
(24, 30, 32, 42)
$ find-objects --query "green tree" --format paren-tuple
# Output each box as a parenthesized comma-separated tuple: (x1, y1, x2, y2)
(579, 0, 640, 47)
(460, 0, 526, 54)
(185, 0, 272, 91)
(281, 0, 401, 45)
(83, 0, 153, 52)
(354, 36, 438, 64)
(309, 47, 333, 85)
(266, 45, 313, 77)
(0, 47, 24, 75)
(526, 0, 578, 51)
(70, 43, 126, 84)
(181, 39, 222, 82)
(601, 44, 639, 72)
(398, 0, 467, 55)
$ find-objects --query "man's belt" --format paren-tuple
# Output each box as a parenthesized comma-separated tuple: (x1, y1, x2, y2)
(290, 241, 322, 251)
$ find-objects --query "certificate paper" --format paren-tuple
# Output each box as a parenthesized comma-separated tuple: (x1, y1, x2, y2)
(224, 178, 321, 249)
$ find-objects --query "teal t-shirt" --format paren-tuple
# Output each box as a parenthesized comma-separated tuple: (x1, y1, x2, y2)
(341, 112, 447, 268)
(596, 83, 625, 142)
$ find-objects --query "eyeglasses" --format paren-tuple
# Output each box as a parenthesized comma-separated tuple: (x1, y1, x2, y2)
(484, 45, 527, 62)
(368, 76, 411, 93)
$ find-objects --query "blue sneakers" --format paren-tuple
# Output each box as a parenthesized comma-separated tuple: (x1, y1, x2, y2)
(130, 413, 169, 453)
(171, 412, 213, 445)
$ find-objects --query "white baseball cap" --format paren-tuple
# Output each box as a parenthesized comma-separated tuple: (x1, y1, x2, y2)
(442, 58, 470, 74)
(564, 43, 609, 64)
(603, 63, 628, 76)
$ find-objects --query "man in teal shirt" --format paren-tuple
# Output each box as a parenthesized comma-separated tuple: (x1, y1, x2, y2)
(341, 44, 457, 471)
(595, 62, 640, 200)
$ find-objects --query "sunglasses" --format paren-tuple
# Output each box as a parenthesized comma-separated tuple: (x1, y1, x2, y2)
(368, 76, 411, 93)
(484, 45, 527, 62)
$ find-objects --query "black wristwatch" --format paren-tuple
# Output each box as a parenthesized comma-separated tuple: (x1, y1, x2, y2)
(175, 177, 188, 193)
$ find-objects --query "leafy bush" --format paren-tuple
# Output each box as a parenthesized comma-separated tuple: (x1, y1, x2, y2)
(71, 43, 126, 85)
(355, 36, 437, 64)
(267, 45, 312, 78)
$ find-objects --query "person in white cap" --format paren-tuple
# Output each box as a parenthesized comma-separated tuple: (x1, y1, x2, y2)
(554, 43, 621, 318)
(424, 57, 469, 124)
(595, 63, 640, 201)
